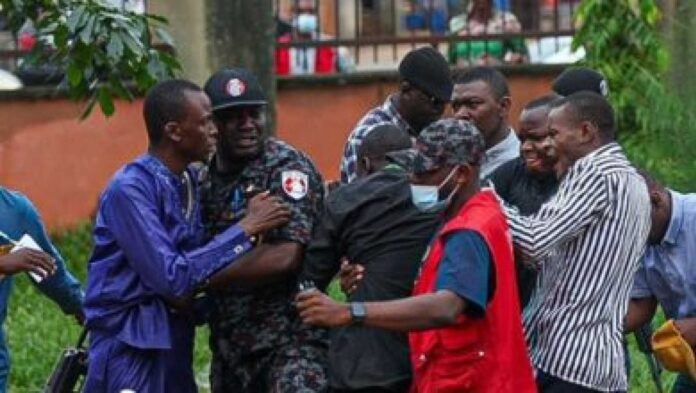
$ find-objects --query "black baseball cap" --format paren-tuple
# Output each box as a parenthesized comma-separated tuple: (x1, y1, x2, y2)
(552, 67, 608, 97)
(399, 46, 453, 102)
(204, 67, 267, 111)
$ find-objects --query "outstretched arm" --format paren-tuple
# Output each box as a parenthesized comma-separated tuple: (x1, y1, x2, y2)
(504, 168, 609, 261)
(104, 182, 288, 300)
(296, 290, 465, 332)
(209, 241, 303, 290)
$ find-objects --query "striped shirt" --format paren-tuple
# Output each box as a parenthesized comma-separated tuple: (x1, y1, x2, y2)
(339, 95, 414, 184)
(503, 143, 650, 391)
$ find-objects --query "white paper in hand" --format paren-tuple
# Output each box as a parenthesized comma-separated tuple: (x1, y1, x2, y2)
(10, 234, 47, 282)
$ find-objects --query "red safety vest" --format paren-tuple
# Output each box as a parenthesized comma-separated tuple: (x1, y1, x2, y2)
(276, 33, 336, 76)
(409, 190, 536, 393)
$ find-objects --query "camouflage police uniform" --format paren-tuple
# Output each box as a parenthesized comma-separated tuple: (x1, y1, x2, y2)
(200, 136, 328, 393)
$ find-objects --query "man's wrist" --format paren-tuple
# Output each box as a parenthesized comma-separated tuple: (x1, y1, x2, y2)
(238, 222, 262, 246)
(339, 304, 352, 326)
(238, 221, 257, 238)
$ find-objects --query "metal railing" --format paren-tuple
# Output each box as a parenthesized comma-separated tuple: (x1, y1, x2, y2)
(275, 0, 581, 75)
(0, 0, 581, 87)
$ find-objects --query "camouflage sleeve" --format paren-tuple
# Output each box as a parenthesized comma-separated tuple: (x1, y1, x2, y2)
(267, 154, 325, 245)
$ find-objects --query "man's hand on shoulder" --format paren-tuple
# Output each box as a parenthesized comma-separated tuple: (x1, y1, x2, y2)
(238, 191, 291, 237)
(0, 248, 56, 278)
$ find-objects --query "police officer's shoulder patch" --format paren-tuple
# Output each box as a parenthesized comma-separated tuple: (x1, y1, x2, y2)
(281, 170, 309, 200)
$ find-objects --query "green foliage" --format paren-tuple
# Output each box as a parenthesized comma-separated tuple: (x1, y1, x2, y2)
(0, 0, 180, 119)
(573, 0, 696, 190)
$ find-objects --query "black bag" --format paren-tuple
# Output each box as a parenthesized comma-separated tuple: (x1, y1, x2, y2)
(44, 328, 88, 393)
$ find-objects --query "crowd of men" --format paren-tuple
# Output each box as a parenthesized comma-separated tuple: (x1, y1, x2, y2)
(0, 45, 695, 393)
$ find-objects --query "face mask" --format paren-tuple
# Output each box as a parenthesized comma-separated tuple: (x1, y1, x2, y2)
(410, 167, 461, 213)
(296, 13, 318, 34)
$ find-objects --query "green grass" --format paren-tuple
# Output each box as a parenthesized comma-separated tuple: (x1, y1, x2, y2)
(1, 224, 681, 392)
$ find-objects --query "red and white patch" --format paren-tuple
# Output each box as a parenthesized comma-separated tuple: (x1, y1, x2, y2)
(225, 78, 246, 97)
(282, 170, 309, 200)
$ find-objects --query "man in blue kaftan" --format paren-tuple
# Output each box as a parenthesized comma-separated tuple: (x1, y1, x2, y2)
(83, 79, 290, 392)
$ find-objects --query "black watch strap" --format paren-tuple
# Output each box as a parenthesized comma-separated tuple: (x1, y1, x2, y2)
(350, 302, 366, 325)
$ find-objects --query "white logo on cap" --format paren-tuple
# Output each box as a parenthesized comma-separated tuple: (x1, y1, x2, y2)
(226, 78, 246, 97)
(599, 79, 609, 97)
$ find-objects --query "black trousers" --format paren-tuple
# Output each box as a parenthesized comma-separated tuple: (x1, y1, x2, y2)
(536, 371, 626, 393)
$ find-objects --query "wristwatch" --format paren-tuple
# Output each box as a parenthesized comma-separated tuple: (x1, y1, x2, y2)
(349, 302, 366, 326)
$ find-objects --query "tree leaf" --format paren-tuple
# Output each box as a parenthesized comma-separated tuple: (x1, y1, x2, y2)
(108, 77, 134, 101)
(53, 24, 69, 47)
(80, 93, 98, 120)
(144, 13, 168, 24)
(121, 32, 144, 58)
(80, 13, 96, 43)
(97, 87, 115, 117)
(106, 35, 124, 62)
(66, 63, 82, 87)
(155, 27, 174, 47)
(66, 4, 86, 34)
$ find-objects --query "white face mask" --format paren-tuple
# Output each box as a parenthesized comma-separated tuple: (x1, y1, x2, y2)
(295, 13, 318, 34)
(410, 167, 461, 213)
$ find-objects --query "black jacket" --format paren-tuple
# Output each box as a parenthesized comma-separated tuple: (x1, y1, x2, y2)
(300, 166, 439, 391)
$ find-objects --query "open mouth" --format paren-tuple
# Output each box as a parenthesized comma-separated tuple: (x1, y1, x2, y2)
(235, 136, 258, 149)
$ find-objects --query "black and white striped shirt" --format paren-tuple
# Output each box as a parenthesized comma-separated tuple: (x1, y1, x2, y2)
(504, 143, 650, 391)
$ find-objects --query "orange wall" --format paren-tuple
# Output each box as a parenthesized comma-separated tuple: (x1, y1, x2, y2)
(0, 72, 555, 230)
(0, 99, 147, 230)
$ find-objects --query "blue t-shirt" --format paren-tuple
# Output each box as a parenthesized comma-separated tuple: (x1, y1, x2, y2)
(436, 230, 493, 317)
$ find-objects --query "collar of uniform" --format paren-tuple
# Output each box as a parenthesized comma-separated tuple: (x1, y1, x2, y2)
(661, 190, 684, 247)
(383, 94, 415, 137)
(486, 127, 519, 160)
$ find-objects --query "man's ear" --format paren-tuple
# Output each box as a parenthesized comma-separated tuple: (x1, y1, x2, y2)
(163, 121, 182, 143)
(455, 164, 475, 186)
(579, 120, 598, 144)
(498, 96, 512, 118)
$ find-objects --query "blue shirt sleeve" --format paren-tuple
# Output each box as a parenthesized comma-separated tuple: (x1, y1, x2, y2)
(436, 230, 492, 318)
(19, 195, 84, 315)
(103, 178, 253, 299)
(630, 257, 654, 300)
